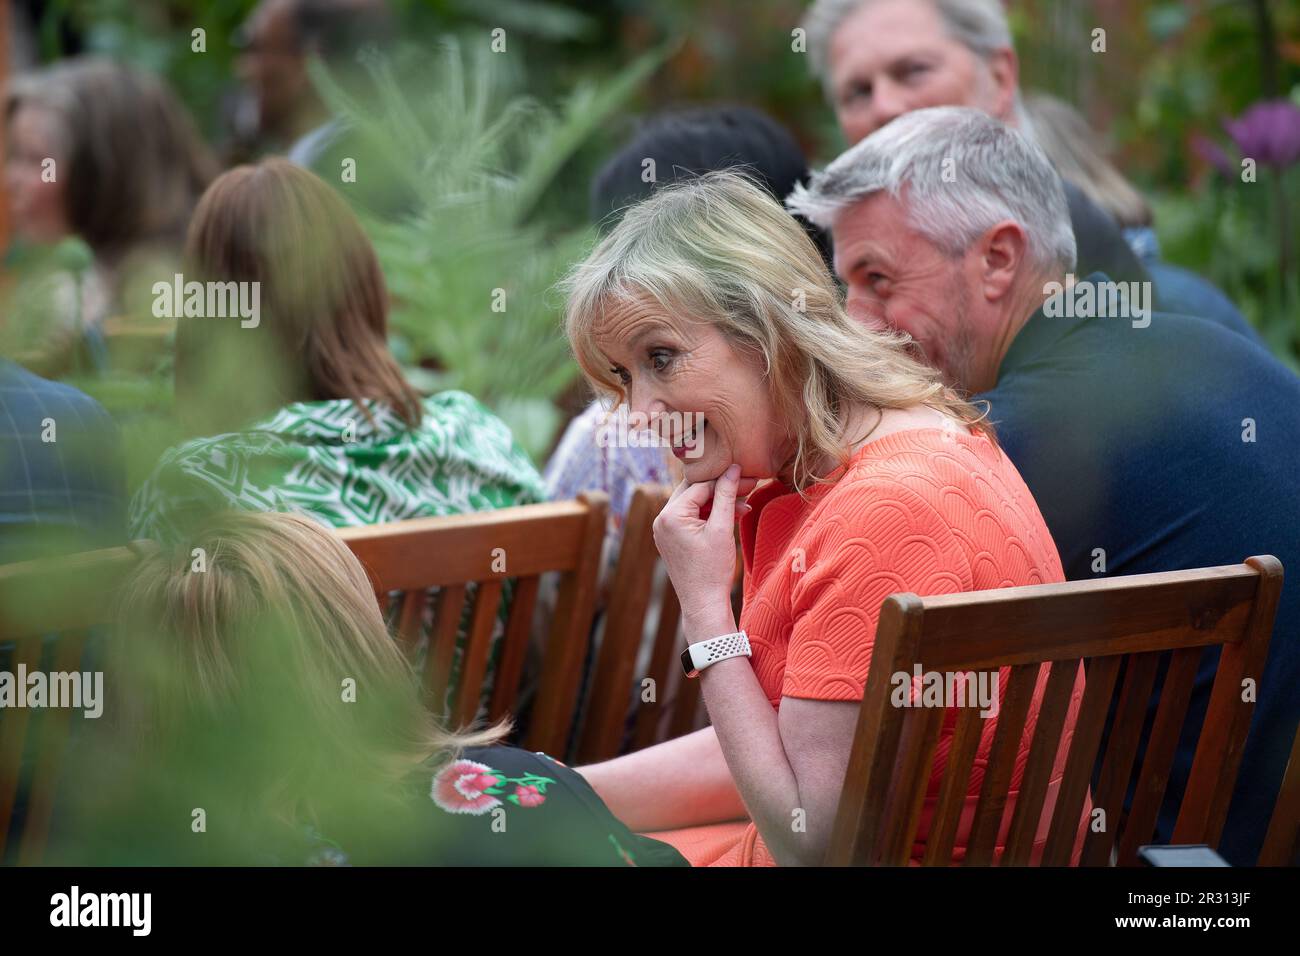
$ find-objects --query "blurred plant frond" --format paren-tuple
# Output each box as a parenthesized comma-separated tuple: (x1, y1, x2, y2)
(310, 38, 671, 459)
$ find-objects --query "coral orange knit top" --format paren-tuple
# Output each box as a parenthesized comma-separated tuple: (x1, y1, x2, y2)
(647, 427, 1087, 866)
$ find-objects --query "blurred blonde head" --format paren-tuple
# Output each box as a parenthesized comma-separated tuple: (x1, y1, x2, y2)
(561, 170, 989, 493)
(108, 510, 504, 841)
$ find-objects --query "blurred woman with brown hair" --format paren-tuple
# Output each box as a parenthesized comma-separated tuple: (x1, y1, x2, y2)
(129, 157, 544, 543)
(2, 58, 218, 376)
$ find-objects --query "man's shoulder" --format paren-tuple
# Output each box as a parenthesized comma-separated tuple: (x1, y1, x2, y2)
(0, 360, 114, 431)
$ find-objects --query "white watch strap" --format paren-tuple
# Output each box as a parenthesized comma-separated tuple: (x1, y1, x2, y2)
(685, 631, 751, 675)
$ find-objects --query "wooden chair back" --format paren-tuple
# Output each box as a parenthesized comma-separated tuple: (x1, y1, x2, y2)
(576, 485, 708, 764)
(338, 493, 607, 757)
(0, 542, 153, 864)
(828, 556, 1282, 866)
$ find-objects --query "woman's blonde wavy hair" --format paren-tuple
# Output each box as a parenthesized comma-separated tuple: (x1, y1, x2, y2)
(108, 511, 506, 841)
(561, 170, 991, 493)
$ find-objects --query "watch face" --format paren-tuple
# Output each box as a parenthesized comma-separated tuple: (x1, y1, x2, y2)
(680, 647, 697, 677)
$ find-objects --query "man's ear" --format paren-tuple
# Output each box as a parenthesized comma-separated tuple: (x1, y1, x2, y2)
(977, 220, 1027, 301)
(987, 47, 1019, 123)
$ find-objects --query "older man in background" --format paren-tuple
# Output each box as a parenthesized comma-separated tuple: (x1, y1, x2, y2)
(798, 0, 1255, 333)
(788, 106, 1300, 865)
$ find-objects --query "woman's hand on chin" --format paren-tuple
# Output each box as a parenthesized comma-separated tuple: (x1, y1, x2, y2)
(653, 463, 749, 626)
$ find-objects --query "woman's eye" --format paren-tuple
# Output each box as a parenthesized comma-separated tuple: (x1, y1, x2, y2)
(650, 350, 673, 373)
(609, 365, 631, 386)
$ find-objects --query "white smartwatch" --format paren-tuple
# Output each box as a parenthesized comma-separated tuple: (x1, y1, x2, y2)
(680, 631, 751, 678)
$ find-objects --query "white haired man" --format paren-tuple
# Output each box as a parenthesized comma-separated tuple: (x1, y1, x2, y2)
(788, 105, 1300, 867)
(799, 0, 1235, 309)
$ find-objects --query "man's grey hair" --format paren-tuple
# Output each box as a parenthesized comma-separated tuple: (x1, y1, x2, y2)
(787, 106, 1077, 273)
(802, 0, 1014, 98)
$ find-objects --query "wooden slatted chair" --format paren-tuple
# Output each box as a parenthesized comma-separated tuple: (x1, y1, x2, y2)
(0, 541, 154, 864)
(576, 484, 710, 764)
(1258, 720, 1300, 866)
(337, 493, 607, 758)
(827, 556, 1282, 866)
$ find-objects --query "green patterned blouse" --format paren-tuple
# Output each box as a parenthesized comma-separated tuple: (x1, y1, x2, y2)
(129, 391, 545, 543)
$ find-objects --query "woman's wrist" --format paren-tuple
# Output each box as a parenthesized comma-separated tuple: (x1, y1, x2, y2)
(681, 601, 739, 644)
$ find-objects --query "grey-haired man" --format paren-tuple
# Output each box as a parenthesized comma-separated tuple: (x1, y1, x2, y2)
(790, 105, 1300, 866)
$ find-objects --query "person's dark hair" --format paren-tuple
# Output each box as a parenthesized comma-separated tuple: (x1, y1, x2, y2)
(177, 158, 422, 432)
(292, 0, 394, 64)
(589, 106, 832, 265)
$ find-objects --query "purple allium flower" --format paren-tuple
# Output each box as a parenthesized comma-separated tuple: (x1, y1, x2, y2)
(1192, 133, 1236, 177)
(1223, 99, 1300, 170)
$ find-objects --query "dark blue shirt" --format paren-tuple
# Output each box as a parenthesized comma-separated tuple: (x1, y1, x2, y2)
(1150, 260, 1262, 345)
(0, 359, 125, 561)
(979, 275, 1300, 865)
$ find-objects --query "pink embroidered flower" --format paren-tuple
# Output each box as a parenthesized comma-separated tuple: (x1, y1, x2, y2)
(514, 784, 546, 808)
(431, 759, 503, 815)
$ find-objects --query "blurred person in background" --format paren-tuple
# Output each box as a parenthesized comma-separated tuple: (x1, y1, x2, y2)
(128, 158, 544, 719)
(1023, 91, 1260, 343)
(799, 0, 1161, 298)
(2, 58, 217, 378)
(129, 158, 543, 546)
(233, 0, 409, 216)
(52, 510, 687, 866)
(0, 359, 125, 564)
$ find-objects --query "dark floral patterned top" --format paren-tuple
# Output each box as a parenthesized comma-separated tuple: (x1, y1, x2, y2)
(306, 746, 688, 867)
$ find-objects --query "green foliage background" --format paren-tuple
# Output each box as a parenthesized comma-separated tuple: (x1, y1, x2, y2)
(22, 0, 1300, 462)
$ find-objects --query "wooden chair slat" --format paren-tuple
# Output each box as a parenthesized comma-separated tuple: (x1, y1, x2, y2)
(826, 595, 923, 865)
(921, 703, 985, 866)
(878, 705, 946, 865)
(633, 579, 681, 752)
(1002, 659, 1082, 865)
(424, 583, 466, 715)
(1259, 721, 1300, 866)
(577, 489, 664, 764)
(524, 494, 609, 757)
(1081, 651, 1162, 866)
(963, 663, 1040, 866)
(452, 579, 504, 728)
(1041, 654, 1122, 865)
(394, 589, 426, 659)
(1173, 555, 1282, 847)
(487, 575, 540, 724)
(1115, 646, 1203, 865)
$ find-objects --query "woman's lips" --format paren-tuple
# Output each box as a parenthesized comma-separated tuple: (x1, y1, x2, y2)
(670, 419, 704, 459)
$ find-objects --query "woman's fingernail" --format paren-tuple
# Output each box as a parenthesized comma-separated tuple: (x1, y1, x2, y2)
(725, 463, 741, 480)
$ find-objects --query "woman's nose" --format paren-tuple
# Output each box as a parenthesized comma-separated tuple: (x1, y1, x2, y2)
(627, 379, 667, 417)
